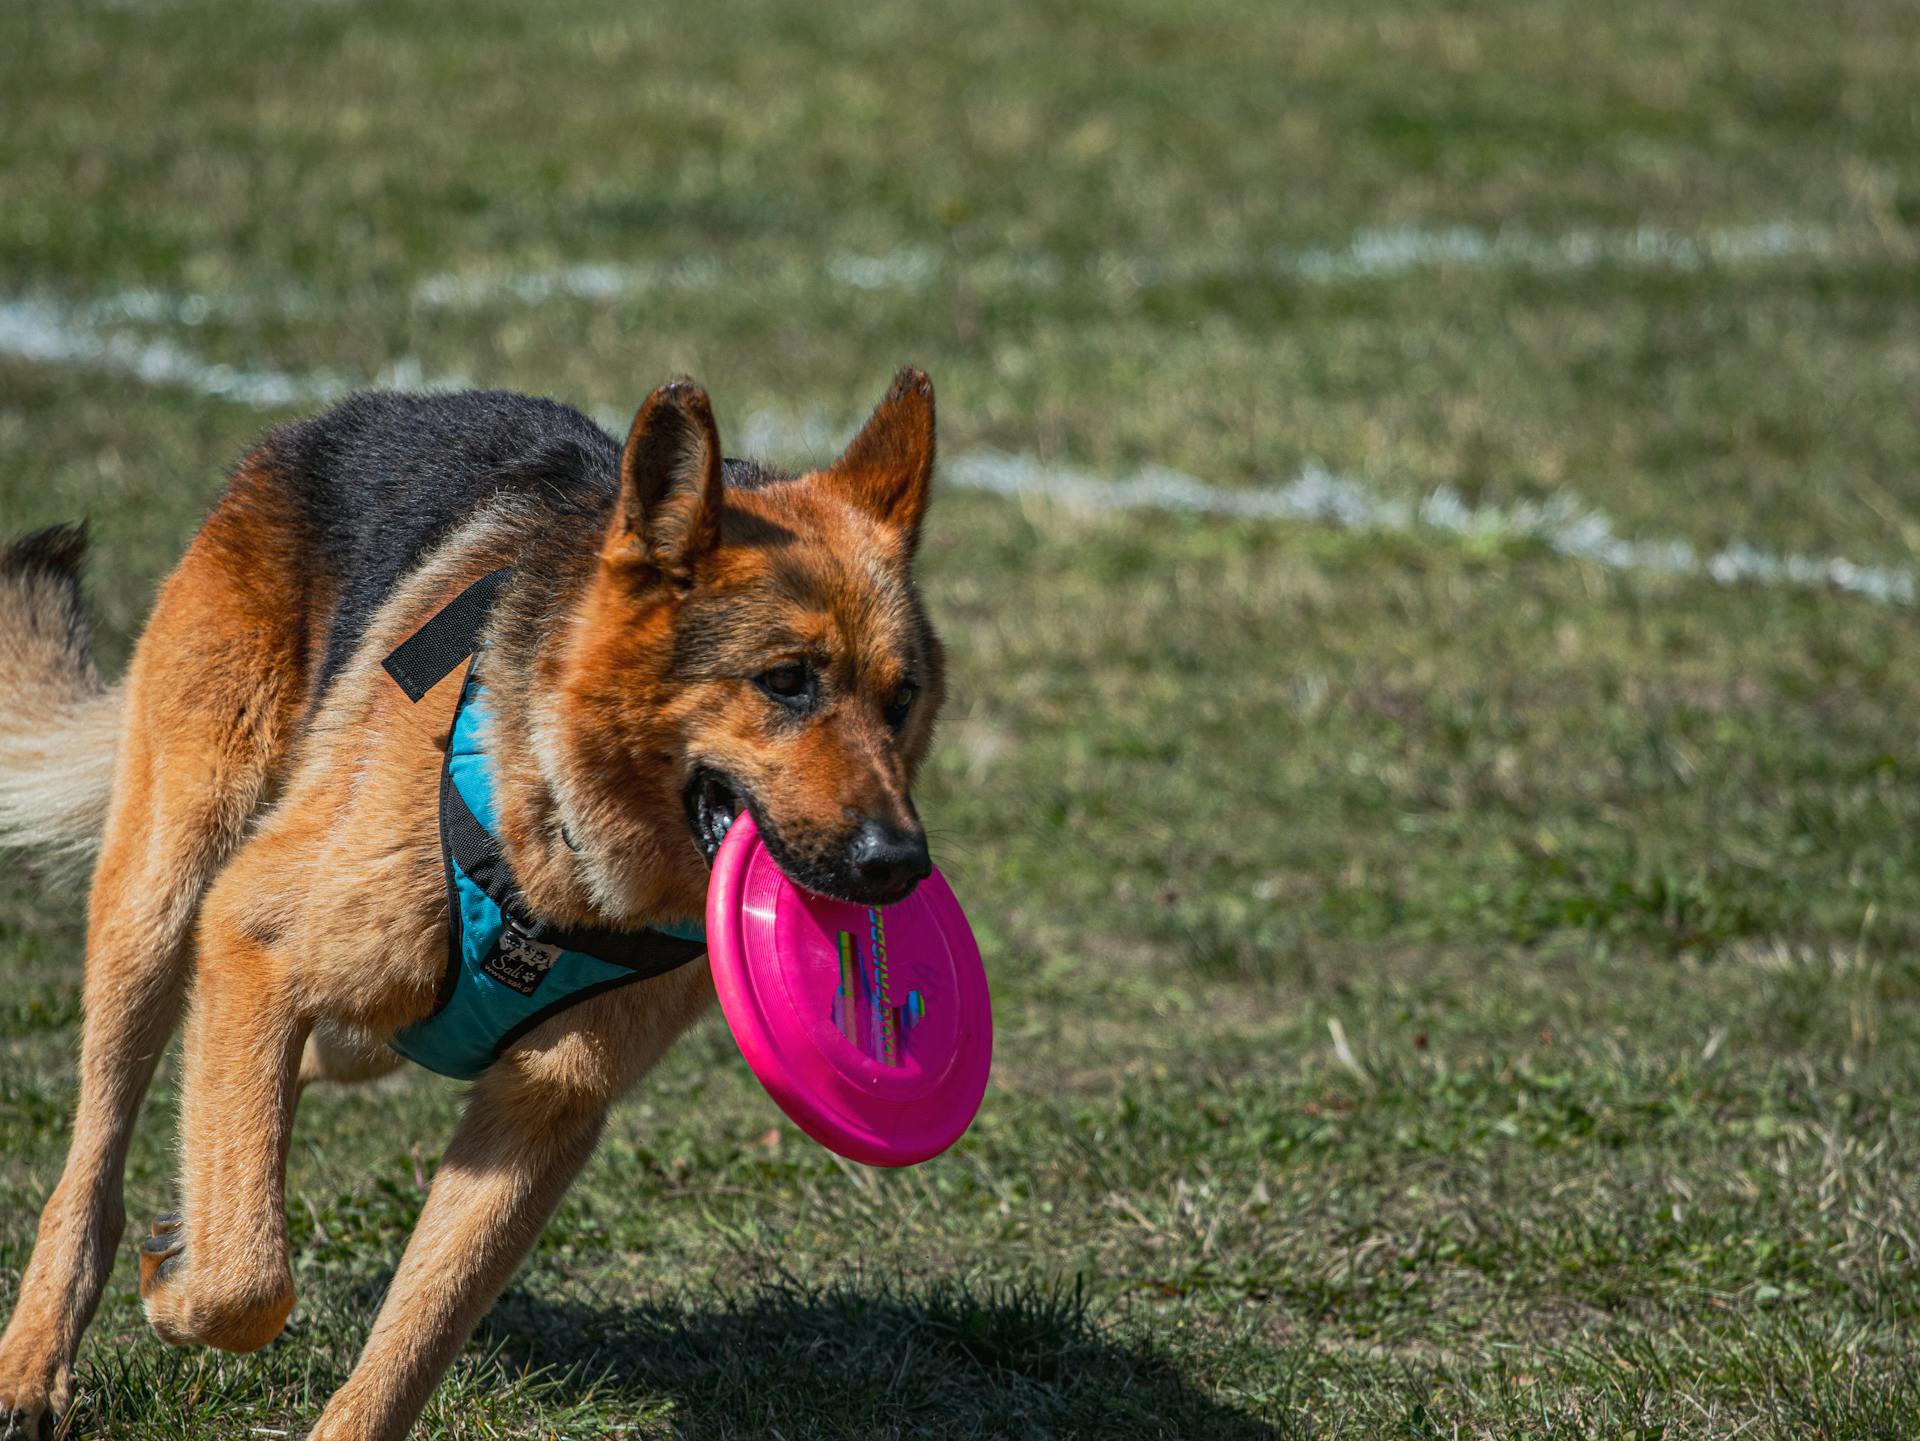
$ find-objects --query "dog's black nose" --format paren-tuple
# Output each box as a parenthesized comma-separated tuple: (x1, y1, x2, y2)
(847, 820, 932, 899)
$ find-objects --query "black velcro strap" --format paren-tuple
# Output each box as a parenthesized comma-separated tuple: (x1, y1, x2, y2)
(443, 776, 706, 976)
(382, 568, 512, 702)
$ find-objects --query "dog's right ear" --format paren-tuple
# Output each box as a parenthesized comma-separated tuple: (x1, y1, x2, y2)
(824, 367, 935, 553)
(608, 379, 724, 586)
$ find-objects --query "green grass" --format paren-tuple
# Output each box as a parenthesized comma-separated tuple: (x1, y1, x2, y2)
(4, 0, 1920, 1435)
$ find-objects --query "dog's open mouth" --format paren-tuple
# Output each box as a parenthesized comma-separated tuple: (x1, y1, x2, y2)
(683, 767, 746, 864)
(681, 767, 926, 907)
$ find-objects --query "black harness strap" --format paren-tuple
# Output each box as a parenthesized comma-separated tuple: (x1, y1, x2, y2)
(381, 567, 513, 702)
(441, 779, 706, 976)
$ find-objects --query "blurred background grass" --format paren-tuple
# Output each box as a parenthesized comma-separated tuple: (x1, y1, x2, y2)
(3, 0, 1920, 1435)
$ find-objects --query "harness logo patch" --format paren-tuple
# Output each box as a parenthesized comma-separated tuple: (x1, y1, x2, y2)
(485, 923, 563, 996)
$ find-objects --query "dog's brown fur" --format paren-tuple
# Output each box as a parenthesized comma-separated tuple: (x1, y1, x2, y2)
(0, 372, 944, 1440)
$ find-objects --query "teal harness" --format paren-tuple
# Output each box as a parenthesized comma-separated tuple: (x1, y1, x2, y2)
(381, 570, 707, 1080)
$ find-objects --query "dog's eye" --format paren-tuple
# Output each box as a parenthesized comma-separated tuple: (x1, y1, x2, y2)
(755, 662, 816, 706)
(884, 682, 918, 731)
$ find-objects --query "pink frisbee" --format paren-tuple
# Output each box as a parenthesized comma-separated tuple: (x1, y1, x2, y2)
(704, 812, 992, 1167)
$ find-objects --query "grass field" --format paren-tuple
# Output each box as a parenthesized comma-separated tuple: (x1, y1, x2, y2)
(4, 0, 1920, 1435)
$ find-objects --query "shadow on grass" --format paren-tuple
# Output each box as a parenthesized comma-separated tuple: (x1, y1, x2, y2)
(475, 1273, 1288, 1440)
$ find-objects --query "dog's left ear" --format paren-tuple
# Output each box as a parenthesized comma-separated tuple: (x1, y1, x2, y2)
(611, 379, 724, 585)
(825, 367, 935, 552)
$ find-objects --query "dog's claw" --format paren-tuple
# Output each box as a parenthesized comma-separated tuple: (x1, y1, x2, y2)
(138, 1214, 185, 1293)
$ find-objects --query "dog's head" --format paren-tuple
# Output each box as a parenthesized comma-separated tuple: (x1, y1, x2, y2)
(550, 370, 945, 914)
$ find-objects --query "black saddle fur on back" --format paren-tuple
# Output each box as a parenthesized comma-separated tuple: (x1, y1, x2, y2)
(271, 390, 623, 700)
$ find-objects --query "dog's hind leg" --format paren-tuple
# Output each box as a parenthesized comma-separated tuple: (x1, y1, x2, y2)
(297, 1022, 406, 1090)
(0, 736, 239, 1437)
(0, 475, 311, 1439)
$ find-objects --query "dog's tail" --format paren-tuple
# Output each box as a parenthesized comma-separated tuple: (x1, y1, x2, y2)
(0, 524, 123, 865)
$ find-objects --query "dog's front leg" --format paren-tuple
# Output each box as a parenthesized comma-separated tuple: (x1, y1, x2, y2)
(136, 890, 308, 1355)
(305, 1062, 608, 1441)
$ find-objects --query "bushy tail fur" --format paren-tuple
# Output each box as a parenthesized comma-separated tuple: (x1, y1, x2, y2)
(0, 524, 123, 864)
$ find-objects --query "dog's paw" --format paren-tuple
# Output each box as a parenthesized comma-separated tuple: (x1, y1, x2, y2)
(138, 1213, 292, 1354)
(139, 1212, 196, 1347)
(0, 1341, 68, 1441)
(0, 1403, 52, 1441)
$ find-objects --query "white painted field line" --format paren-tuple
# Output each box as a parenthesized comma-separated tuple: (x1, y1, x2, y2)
(0, 296, 470, 409)
(411, 220, 1841, 309)
(740, 414, 1918, 606)
(1, 289, 1913, 607)
(0, 296, 347, 409)
(1272, 218, 1830, 283)
(36, 219, 1858, 333)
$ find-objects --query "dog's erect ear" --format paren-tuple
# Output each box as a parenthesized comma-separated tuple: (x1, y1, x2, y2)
(824, 367, 935, 550)
(611, 379, 724, 583)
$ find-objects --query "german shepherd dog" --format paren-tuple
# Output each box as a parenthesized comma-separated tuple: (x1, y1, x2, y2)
(0, 370, 945, 1439)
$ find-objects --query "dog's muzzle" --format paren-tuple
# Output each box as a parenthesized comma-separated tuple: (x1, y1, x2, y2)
(682, 768, 932, 906)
